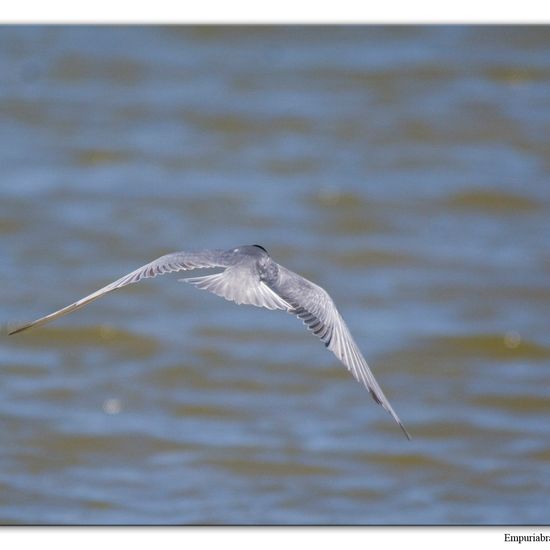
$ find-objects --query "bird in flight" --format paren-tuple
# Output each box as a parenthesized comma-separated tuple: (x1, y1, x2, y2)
(9, 244, 410, 439)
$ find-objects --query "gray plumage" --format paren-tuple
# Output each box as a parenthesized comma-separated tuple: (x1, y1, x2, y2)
(9, 244, 411, 439)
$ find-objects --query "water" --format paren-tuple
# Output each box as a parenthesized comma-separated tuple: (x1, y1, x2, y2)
(1, 25, 550, 525)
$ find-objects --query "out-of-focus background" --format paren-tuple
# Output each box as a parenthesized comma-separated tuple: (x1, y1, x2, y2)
(1, 25, 549, 525)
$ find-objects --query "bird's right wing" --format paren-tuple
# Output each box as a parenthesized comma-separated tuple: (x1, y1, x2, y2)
(266, 265, 411, 439)
(8, 250, 229, 335)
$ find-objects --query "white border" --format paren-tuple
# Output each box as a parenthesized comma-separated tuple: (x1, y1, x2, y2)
(1, 526, 546, 549)
(1, 0, 550, 23)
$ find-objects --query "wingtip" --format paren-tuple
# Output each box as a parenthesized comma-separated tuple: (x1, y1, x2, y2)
(7, 323, 28, 336)
(400, 422, 412, 441)
(6, 319, 37, 335)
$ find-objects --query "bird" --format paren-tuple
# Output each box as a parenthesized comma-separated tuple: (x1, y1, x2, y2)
(8, 244, 411, 439)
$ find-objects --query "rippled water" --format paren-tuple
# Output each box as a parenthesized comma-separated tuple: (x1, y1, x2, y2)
(1, 25, 550, 525)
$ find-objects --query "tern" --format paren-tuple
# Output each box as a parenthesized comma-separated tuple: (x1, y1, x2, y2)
(9, 244, 410, 439)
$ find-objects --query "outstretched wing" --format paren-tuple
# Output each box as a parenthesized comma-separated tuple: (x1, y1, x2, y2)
(266, 264, 411, 440)
(8, 250, 229, 335)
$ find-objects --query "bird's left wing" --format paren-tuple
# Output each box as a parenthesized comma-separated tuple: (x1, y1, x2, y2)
(8, 250, 229, 335)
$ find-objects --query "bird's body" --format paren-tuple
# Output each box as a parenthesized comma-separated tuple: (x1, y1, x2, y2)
(9, 244, 410, 439)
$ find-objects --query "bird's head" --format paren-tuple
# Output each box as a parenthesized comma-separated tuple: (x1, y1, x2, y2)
(232, 244, 269, 256)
